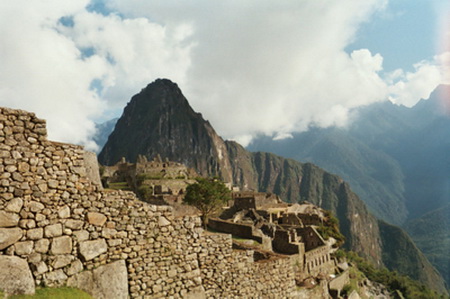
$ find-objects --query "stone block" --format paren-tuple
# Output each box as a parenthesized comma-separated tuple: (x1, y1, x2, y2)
(35, 239, 50, 253)
(79, 239, 107, 261)
(27, 227, 43, 240)
(158, 216, 171, 227)
(53, 255, 74, 269)
(35, 261, 49, 274)
(44, 269, 68, 286)
(28, 201, 44, 212)
(0, 227, 23, 250)
(86, 212, 107, 226)
(51, 236, 72, 255)
(58, 206, 70, 219)
(102, 227, 117, 239)
(27, 252, 41, 264)
(45, 223, 63, 237)
(68, 260, 128, 299)
(14, 241, 34, 255)
(66, 259, 83, 276)
(73, 230, 89, 242)
(5, 198, 23, 213)
(65, 219, 84, 230)
(0, 256, 35, 296)
(0, 211, 20, 227)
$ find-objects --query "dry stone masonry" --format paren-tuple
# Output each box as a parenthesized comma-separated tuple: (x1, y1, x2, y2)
(0, 107, 306, 298)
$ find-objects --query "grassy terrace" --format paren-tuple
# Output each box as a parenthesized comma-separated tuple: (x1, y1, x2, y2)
(2, 287, 92, 299)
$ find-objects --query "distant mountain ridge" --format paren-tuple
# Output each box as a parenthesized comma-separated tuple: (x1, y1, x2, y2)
(247, 85, 450, 288)
(98, 79, 447, 294)
(249, 86, 450, 223)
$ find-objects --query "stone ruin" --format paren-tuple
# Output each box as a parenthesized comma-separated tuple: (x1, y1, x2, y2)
(209, 191, 336, 280)
(0, 106, 351, 298)
(101, 154, 198, 205)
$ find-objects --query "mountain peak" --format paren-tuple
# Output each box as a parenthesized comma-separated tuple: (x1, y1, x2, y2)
(98, 79, 234, 182)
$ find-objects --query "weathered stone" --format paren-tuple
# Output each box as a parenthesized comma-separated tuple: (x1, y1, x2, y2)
(48, 180, 59, 189)
(5, 198, 23, 213)
(19, 219, 36, 229)
(102, 227, 117, 239)
(0, 227, 22, 250)
(50, 236, 72, 255)
(38, 183, 48, 192)
(17, 162, 30, 172)
(35, 213, 46, 222)
(14, 241, 34, 255)
(73, 230, 89, 242)
(0, 211, 20, 227)
(158, 216, 171, 227)
(79, 239, 107, 261)
(44, 223, 62, 237)
(53, 255, 74, 269)
(168, 269, 177, 277)
(35, 261, 49, 274)
(28, 201, 44, 212)
(107, 239, 122, 247)
(12, 172, 24, 182)
(68, 260, 128, 299)
(0, 256, 35, 296)
(348, 290, 361, 299)
(58, 206, 70, 218)
(65, 219, 84, 230)
(28, 252, 41, 264)
(27, 227, 43, 240)
(35, 239, 50, 253)
(66, 259, 83, 276)
(44, 269, 68, 286)
(86, 212, 107, 226)
(1, 192, 13, 200)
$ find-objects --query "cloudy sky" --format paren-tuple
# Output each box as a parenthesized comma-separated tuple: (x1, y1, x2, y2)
(0, 0, 449, 150)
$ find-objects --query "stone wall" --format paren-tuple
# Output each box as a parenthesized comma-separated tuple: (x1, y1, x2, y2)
(0, 107, 299, 298)
(207, 218, 263, 243)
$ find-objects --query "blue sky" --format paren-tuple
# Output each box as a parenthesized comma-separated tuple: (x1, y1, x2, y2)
(0, 0, 448, 149)
(347, 0, 447, 72)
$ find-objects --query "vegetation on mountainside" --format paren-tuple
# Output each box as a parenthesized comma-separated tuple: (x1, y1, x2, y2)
(316, 210, 345, 248)
(336, 250, 448, 299)
(378, 220, 448, 295)
(405, 204, 450, 288)
(183, 178, 231, 227)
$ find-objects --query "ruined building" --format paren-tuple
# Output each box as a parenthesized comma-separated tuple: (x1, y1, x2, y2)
(209, 192, 335, 280)
(101, 155, 197, 205)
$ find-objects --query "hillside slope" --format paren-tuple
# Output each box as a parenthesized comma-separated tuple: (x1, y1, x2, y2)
(405, 204, 450, 287)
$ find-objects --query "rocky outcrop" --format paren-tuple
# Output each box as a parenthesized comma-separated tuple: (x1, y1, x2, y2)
(0, 256, 35, 296)
(67, 260, 128, 299)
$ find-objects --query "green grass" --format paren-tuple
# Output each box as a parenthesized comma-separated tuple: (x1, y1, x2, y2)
(107, 181, 131, 191)
(5, 287, 92, 299)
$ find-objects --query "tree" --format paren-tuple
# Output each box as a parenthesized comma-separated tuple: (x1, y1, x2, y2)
(183, 177, 231, 228)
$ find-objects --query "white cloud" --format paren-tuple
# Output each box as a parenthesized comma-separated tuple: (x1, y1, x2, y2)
(387, 54, 449, 107)
(0, 0, 448, 149)
(0, 1, 193, 150)
(108, 0, 391, 144)
(0, 0, 105, 150)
